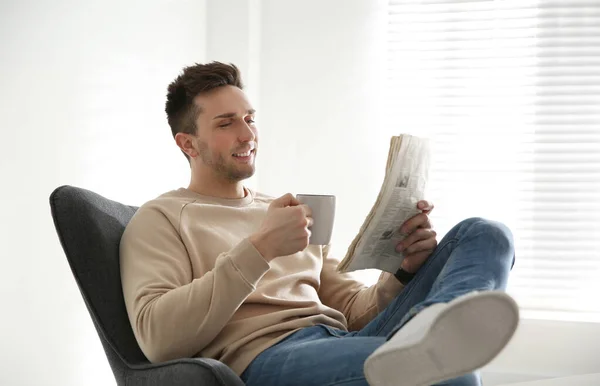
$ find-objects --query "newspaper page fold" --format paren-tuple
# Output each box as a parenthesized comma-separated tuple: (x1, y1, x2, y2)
(337, 134, 430, 274)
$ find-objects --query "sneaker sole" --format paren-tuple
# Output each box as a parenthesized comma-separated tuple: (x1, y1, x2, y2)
(364, 291, 519, 386)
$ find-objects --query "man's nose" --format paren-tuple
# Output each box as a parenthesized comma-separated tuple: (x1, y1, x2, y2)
(238, 120, 256, 142)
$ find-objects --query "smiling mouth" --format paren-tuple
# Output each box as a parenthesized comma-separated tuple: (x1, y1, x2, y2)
(232, 149, 256, 158)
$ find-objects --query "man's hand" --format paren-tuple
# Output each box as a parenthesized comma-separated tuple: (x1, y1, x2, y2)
(249, 193, 313, 261)
(396, 200, 437, 273)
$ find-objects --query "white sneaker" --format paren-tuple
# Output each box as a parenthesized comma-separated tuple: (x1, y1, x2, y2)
(364, 291, 519, 386)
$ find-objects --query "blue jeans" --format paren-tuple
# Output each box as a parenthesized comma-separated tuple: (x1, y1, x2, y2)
(241, 218, 516, 386)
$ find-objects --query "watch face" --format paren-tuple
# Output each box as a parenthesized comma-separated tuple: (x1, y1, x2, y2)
(394, 268, 415, 285)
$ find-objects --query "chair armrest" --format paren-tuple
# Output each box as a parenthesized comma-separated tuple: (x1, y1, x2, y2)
(126, 357, 245, 386)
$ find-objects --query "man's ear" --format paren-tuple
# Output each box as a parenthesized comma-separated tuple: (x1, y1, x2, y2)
(175, 133, 198, 159)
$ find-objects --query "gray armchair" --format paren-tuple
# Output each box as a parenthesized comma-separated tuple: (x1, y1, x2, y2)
(50, 185, 244, 386)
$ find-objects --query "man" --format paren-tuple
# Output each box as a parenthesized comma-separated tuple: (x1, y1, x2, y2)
(120, 62, 518, 386)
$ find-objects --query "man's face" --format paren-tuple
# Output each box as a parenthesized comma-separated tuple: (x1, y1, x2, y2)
(192, 85, 258, 182)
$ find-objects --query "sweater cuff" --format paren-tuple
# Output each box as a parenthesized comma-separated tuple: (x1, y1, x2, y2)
(228, 238, 271, 288)
(378, 271, 405, 299)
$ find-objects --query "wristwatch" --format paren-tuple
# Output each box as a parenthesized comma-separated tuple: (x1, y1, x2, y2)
(394, 268, 416, 285)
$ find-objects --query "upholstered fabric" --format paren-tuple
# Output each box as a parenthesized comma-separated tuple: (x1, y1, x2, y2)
(50, 185, 244, 386)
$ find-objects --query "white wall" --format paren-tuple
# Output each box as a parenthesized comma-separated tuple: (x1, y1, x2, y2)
(1, 1, 206, 385)
(256, 0, 391, 264)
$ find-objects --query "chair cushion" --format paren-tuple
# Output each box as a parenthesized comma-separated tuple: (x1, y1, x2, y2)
(50, 185, 147, 364)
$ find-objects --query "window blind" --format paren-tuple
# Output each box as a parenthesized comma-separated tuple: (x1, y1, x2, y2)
(386, 0, 600, 322)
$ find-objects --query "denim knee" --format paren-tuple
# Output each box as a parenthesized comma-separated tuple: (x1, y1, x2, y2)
(456, 217, 515, 268)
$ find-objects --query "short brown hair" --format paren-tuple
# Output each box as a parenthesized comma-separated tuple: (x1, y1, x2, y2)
(165, 62, 244, 160)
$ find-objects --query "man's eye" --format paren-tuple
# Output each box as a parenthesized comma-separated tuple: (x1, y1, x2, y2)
(247, 119, 255, 124)
(218, 122, 231, 128)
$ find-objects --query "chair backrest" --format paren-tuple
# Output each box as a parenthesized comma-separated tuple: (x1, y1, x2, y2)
(49, 185, 148, 370)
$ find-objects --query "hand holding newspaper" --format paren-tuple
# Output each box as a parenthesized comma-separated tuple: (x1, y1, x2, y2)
(337, 134, 430, 274)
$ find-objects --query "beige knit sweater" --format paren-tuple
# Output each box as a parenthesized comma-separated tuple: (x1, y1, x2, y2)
(120, 188, 405, 375)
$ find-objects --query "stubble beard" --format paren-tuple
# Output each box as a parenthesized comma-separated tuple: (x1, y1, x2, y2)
(197, 139, 256, 182)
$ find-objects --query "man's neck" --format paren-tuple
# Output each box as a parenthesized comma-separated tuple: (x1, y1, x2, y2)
(188, 177, 246, 199)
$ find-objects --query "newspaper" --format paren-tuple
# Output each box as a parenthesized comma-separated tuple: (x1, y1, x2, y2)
(337, 134, 430, 274)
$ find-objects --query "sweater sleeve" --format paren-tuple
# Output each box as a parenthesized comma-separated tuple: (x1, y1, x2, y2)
(318, 245, 405, 331)
(120, 206, 270, 363)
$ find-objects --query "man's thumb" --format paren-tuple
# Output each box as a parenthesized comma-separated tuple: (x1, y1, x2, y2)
(271, 193, 300, 208)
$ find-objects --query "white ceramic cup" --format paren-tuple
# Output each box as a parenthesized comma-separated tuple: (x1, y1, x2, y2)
(296, 194, 336, 245)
